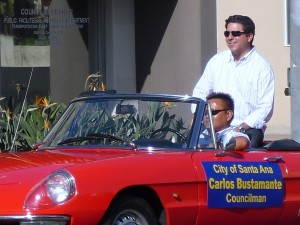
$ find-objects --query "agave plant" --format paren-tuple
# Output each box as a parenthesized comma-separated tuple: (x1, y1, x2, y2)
(59, 99, 189, 144)
(73, 101, 189, 142)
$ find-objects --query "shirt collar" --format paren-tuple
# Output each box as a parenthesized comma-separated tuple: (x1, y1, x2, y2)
(228, 46, 256, 63)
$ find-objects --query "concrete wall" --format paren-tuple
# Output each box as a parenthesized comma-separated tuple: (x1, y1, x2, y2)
(141, 0, 216, 96)
(49, 0, 89, 103)
(105, 0, 136, 93)
(0, 35, 50, 67)
(0, 35, 50, 103)
(49, 0, 136, 102)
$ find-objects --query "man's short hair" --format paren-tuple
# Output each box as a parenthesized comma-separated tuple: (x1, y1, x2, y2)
(225, 15, 255, 35)
(206, 92, 234, 112)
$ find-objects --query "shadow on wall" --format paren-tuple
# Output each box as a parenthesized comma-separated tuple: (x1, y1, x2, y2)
(135, 0, 178, 93)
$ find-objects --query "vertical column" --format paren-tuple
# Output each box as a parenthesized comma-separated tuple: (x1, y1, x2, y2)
(290, 0, 300, 141)
(105, 0, 136, 93)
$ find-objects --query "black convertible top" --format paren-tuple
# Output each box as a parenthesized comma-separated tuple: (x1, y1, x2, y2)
(264, 139, 300, 151)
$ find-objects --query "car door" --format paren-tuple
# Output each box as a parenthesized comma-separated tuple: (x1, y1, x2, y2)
(192, 149, 287, 225)
(274, 150, 300, 225)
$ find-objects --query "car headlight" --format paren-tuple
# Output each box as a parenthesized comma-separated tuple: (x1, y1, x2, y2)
(24, 170, 76, 210)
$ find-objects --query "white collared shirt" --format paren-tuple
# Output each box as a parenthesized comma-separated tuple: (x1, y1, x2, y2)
(199, 126, 250, 148)
(193, 47, 274, 130)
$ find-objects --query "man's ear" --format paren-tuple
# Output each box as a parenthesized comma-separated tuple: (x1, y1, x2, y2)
(226, 110, 234, 122)
(247, 33, 254, 43)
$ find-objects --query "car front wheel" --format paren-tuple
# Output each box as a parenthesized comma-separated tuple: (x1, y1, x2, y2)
(101, 196, 159, 225)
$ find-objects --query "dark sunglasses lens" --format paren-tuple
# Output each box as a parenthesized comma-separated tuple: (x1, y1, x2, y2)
(211, 110, 219, 116)
(206, 110, 218, 116)
(224, 31, 244, 37)
(205, 109, 228, 116)
(232, 31, 241, 37)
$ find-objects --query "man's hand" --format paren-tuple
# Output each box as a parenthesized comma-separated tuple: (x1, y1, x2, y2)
(234, 122, 251, 132)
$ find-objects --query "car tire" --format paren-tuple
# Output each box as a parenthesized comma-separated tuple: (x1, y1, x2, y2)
(101, 196, 159, 225)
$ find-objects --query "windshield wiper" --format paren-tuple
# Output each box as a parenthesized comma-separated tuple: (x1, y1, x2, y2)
(57, 133, 138, 150)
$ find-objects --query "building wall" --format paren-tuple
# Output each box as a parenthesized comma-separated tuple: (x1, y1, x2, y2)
(141, 0, 216, 96)
(49, 0, 89, 103)
(49, 0, 136, 102)
(105, 0, 136, 93)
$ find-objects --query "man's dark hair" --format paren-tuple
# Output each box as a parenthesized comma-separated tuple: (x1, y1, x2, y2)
(206, 92, 234, 112)
(225, 15, 255, 35)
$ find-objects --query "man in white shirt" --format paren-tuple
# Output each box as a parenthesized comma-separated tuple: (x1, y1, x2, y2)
(193, 15, 274, 147)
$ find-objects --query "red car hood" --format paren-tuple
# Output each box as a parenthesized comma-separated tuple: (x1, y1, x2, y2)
(0, 147, 135, 174)
(0, 147, 135, 212)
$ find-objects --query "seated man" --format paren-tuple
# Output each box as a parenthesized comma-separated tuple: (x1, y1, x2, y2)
(199, 92, 250, 150)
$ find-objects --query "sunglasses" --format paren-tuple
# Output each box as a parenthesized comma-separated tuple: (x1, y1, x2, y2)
(205, 109, 228, 116)
(224, 31, 247, 37)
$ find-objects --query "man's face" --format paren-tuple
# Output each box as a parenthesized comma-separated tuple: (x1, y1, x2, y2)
(204, 98, 232, 132)
(225, 23, 253, 59)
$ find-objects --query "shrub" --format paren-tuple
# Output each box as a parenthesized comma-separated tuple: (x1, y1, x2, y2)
(0, 96, 66, 152)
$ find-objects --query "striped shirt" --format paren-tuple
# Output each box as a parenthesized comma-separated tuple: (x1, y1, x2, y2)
(199, 126, 250, 148)
(193, 47, 274, 130)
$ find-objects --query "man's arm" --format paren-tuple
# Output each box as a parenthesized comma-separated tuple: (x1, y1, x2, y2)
(223, 130, 250, 150)
(243, 64, 275, 129)
(234, 136, 250, 150)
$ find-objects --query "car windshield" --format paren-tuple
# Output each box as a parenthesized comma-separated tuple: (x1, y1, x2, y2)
(42, 93, 207, 150)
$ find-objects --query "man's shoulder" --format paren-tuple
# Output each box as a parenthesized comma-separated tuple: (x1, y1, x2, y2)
(208, 50, 231, 63)
(249, 47, 272, 66)
(215, 49, 231, 58)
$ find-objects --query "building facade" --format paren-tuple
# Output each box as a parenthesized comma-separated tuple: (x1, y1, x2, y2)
(0, 0, 291, 138)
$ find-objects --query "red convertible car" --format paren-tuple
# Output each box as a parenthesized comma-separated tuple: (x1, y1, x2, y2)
(0, 91, 300, 225)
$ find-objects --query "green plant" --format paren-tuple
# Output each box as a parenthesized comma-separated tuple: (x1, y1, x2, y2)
(0, 96, 66, 152)
(69, 101, 190, 143)
(0, 97, 14, 150)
